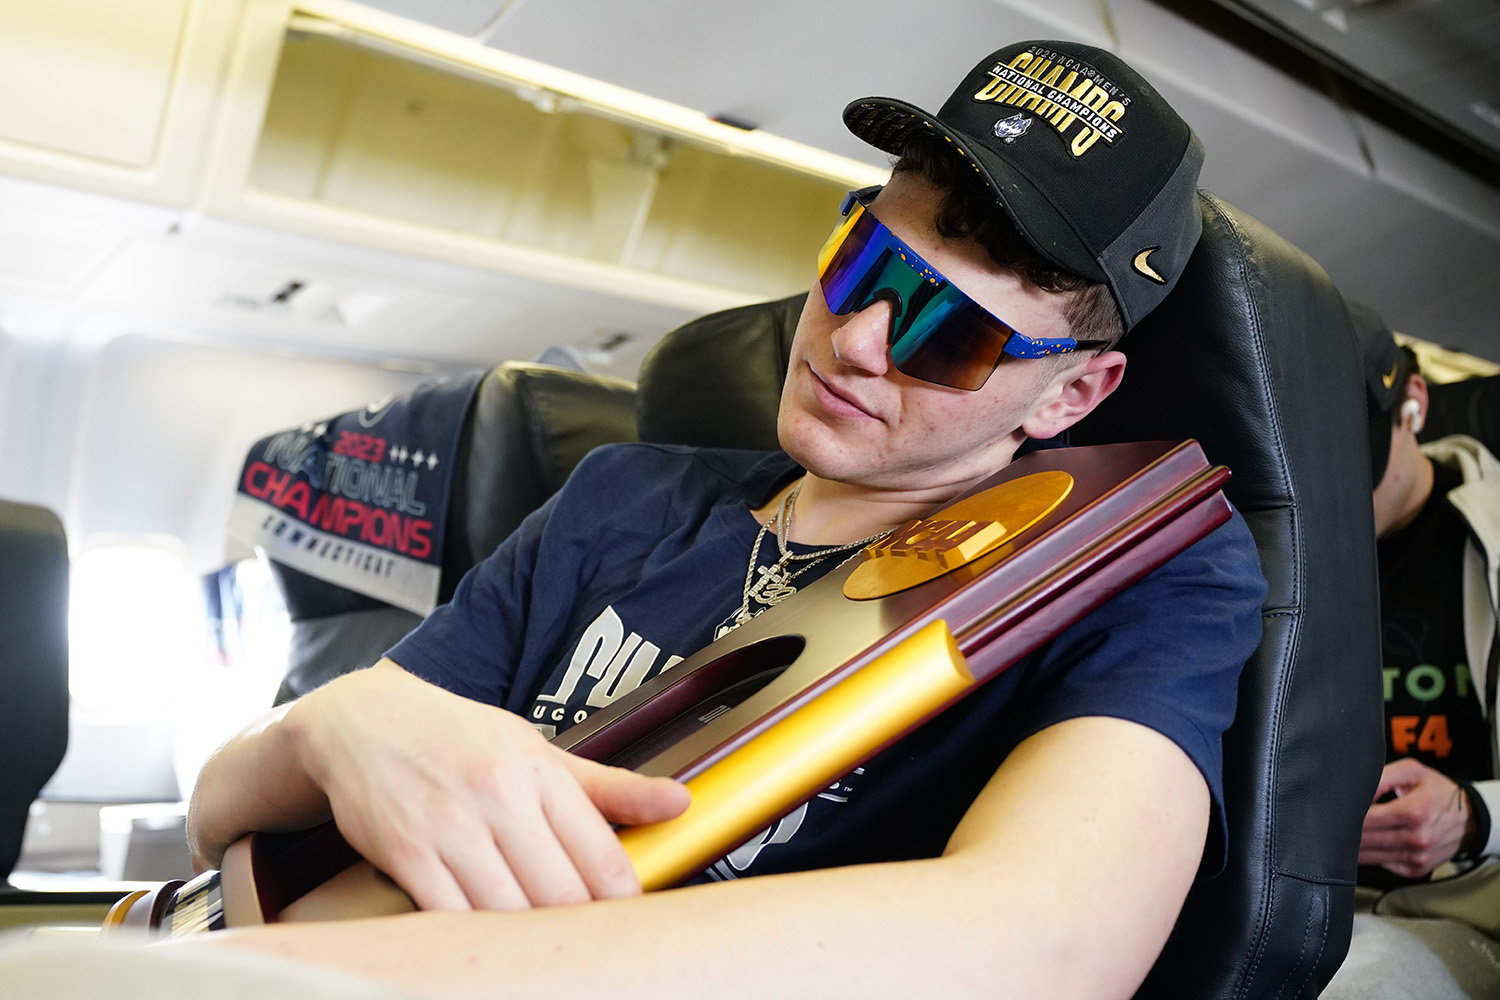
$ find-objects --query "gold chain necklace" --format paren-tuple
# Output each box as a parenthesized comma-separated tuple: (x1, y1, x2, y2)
(716, 482, 893, 639)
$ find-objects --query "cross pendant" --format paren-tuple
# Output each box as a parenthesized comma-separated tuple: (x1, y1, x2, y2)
(748, 561, 797, 605)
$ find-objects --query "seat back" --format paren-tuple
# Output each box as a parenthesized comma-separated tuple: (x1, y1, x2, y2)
(271, 361, 638, 701)
(1069, 192, 1384, 998)
(632, 192, 1384, 997)
(0, 499, 70, 881)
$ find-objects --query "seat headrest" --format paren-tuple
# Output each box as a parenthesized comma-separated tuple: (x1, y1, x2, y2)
(636, 294, 804, 450)
(270, 362, 638, 620)
(450, 363, 637, 595)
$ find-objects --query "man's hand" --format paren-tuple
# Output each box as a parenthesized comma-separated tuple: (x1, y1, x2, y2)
(284, 660, 689, 912)
(1359, 757, 1473, 878)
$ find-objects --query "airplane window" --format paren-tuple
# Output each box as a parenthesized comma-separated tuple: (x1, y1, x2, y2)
(68, 540, 202, 716)
(66, 543, 292, 801)
(67, 542, 289, 716)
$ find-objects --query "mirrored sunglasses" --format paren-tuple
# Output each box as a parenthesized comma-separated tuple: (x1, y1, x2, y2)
(816, 187, 1104, 391)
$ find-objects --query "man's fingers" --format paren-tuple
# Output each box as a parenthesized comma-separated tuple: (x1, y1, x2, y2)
(1358, 827, 1408, 855)
(309, 686, 691, 913)
(489, 786, 606, 906)
(539, 770, 645, 901)
(380, 846, 484, 913)
(563, 755, 691, 826)
(1362, 798, 1419, 833)
(542, 755, 692, 900)
(1373, 757, 1424, 799)
(454, 749, 651, 907)
(434, 834, 535, 912)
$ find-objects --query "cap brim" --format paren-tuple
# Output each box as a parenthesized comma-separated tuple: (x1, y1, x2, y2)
(843, 97, 1104, 284)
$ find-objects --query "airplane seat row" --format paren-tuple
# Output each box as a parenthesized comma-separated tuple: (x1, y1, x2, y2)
(267, 291, 804, 705)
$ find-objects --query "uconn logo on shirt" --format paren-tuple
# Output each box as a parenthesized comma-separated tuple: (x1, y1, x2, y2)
(526, 605, 684, 738)
(524, 604, 869, 877)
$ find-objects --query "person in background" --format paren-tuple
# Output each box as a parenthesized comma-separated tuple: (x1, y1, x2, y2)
(1357, 304, 1498, 881)
(1322, 303, 1500, 1000)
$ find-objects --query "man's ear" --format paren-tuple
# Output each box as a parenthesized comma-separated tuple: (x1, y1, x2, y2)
(1403, 373, 1429, 433)
(1021, 351, 1127, 441)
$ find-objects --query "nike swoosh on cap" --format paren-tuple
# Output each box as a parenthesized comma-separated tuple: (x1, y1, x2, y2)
(1132, 247, 1166, 284)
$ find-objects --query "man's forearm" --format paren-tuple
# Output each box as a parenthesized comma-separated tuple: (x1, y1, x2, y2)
(197, 855, 1071, 1000)
(192, 717, 1206, 1000)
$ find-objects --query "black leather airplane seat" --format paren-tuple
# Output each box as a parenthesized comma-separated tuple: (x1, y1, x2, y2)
(635, 292, 801, 451)
(629, 191, 1385, 998)
(269, 361, 638, 703)
(1071, 192, 1384, 998)
(0, 499, 69, 886)
(0, 500, 143, 922)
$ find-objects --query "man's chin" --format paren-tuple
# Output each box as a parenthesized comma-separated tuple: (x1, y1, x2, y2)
(777, 412, 866, 478)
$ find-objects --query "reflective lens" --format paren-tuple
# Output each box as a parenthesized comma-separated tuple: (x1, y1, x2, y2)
(816, 188, 1094, 390)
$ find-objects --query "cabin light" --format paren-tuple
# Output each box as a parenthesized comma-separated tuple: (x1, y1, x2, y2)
(1289, 0, 1381, 10)
(213, 271, 390, 326)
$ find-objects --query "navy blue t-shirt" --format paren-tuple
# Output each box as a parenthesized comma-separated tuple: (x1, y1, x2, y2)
(389, 443, 1265, 881)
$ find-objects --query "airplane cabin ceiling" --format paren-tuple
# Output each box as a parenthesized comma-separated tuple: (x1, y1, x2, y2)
(357, 0, 1500, 363)
(1212, 0, 1500, 176)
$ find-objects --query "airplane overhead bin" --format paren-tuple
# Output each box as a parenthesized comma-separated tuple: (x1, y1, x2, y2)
(220, 0, 884, 316)
(0, 0, 884, 320)
(0, 0, 231, 202)
(237, 10, 880, 311)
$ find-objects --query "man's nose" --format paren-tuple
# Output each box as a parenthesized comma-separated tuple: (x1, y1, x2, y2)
(829, 299, 893, 376)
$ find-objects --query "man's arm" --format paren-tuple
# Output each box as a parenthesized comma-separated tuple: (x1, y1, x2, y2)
(195, 714, 1209, 1000)
(186, 658, 690, 909)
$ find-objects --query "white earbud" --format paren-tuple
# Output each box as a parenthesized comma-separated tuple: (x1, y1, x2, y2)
(1401, 398, 1423, 434)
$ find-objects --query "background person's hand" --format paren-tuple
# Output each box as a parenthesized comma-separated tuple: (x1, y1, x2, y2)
(1358, 757, 1473, 878)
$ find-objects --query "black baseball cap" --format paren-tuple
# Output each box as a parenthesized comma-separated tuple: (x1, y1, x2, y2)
(1349, 299, 1416, 485)
(843, 40, 1204, 332)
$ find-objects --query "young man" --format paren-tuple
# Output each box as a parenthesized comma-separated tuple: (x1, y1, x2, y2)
(185, 40, 1265, 999)
(1356, 307, 1499, 881)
